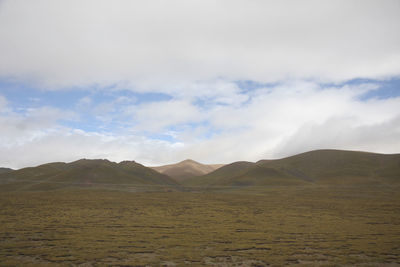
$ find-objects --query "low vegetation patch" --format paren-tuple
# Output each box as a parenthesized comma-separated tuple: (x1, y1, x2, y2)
(0, 186, 399, 266)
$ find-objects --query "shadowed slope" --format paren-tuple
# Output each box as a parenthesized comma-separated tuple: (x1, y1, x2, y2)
(257, 150, 400, 185)
(184, 161, 256, 186)
(151, 159, 224, 182)
(0, 167, 14, 174)
(0, 159, 178, 191)
(184, 150, 400, 187)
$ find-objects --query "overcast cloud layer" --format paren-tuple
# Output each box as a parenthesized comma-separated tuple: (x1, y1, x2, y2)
(0, 0, 399, 168)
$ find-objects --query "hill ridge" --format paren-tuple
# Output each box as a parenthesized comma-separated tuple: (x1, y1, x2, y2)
(183, 149, 400, 187)
(151, 159, 224, 182)
(0, 158, 178, 192)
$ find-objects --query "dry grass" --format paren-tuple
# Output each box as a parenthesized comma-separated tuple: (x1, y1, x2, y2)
(0, 186, 399, 266)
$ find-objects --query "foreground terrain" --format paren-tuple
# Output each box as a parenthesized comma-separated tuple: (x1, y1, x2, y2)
(1, 186, 399, 266)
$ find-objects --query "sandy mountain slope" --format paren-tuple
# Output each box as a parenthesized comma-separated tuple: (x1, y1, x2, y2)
(151, 159, 224, 182)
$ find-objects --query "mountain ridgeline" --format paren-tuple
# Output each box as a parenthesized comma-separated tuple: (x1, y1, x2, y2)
(0, 150, 399, 191)
(151, 159, 224, 182)
(0, 159, 178, 192)
(183, 150, 400, 187)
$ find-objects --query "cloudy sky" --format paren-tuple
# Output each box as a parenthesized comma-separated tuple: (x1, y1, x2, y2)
(0, 0, 400, 169)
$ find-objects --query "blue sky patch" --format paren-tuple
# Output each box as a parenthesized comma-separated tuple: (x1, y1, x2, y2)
(358, 78, 400, 100)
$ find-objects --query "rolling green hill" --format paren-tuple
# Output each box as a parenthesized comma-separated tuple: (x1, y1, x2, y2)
(183, 150, 400, 187)
(0, 159, 178, 191)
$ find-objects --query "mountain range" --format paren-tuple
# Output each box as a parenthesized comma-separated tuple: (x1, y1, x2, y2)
(0, 159, 177, 191)
(183, 150, 400, 187)
(0, 149, 399, 191)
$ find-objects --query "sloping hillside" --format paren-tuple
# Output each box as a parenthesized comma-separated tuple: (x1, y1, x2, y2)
(183, 161, 255, 186)
(0, 159, 178, 191)
(151, 159, 224, 182)
(0, 167, 13, 174)
(257, 150, 400, 185)
(183, 150, 400, 187)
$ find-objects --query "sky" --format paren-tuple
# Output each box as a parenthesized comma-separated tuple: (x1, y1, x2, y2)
(0, 0, 400, 169)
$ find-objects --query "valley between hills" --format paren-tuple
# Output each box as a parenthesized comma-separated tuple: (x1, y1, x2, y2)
(0, 149, 399, 266)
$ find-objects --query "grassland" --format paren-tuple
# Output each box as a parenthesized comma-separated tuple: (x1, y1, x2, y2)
(1, 185, 399, 266)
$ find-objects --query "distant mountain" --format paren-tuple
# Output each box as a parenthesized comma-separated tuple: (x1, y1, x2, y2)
(151, 159, 224, 182)
(0, 159, 178, 191)
(183, 150, 400, 187)
(0, 167, 13, 174)
(2, 150, 399, 191)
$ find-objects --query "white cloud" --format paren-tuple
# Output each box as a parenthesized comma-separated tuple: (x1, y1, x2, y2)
(126, 99, 203, 132)
(0, 129, 181, 169)
(0, 1, 400, 168)
(1, 81, 400, 169)
(0, 101, 77, 147)
(77, 96, 92, 107)
(0, 95, 8, 112)
(274, 116, 400, 157)
(177, 82, 400, 161)
(0, 0, 399, 90)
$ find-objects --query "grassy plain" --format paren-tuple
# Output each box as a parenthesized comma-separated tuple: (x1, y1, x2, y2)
(1, 186, 400, 266)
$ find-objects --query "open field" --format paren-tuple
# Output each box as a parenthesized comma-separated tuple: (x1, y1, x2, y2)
(1, 186, 400, 266)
